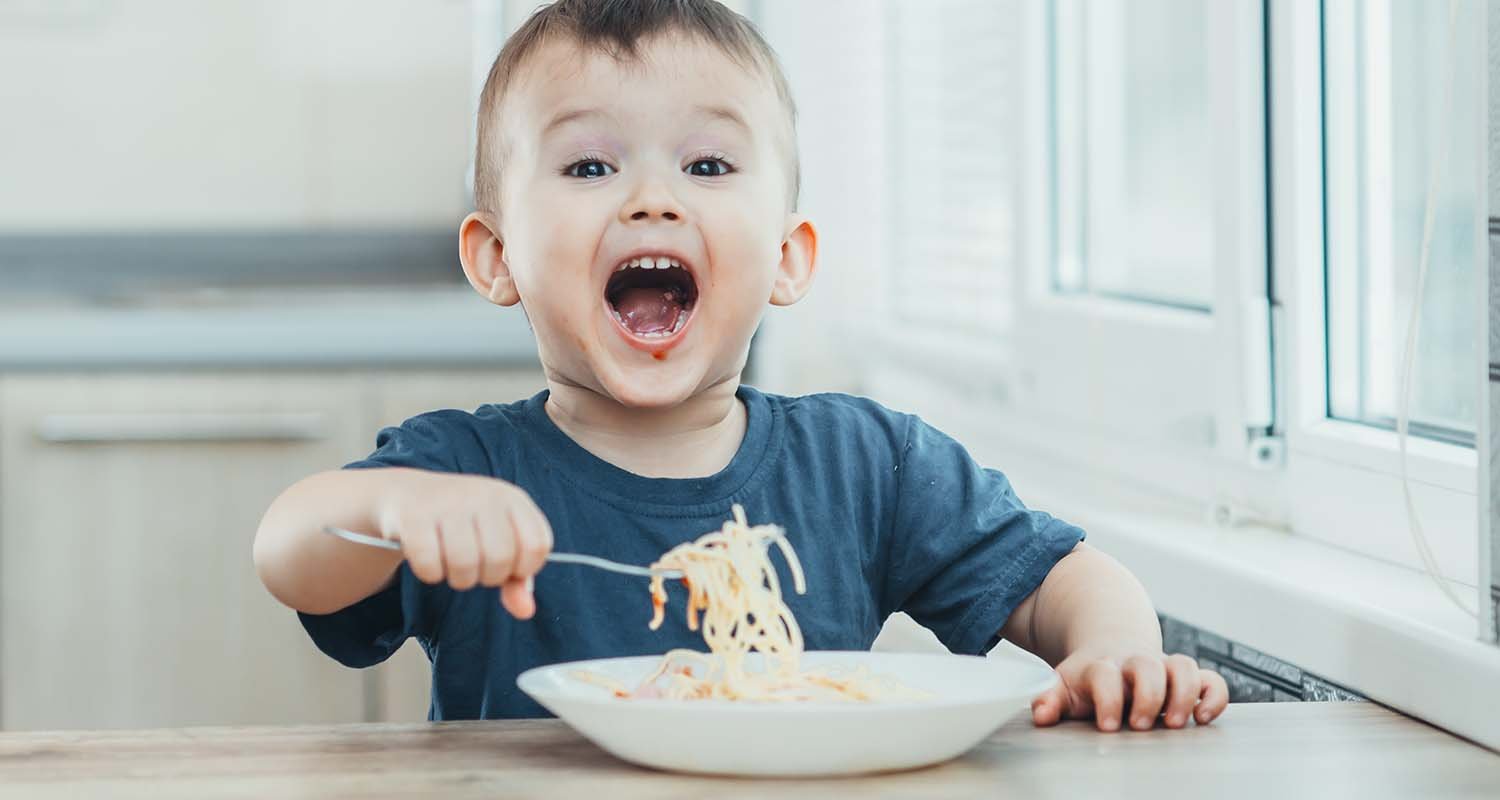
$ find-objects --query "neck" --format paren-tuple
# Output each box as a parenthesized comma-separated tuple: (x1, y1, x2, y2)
(544, 376, 748, 479)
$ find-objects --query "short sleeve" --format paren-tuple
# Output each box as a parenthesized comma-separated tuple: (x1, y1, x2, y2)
(298, 564, 446, 668)
(343, 410, 496, 475)
(882, 416, 1085, 656)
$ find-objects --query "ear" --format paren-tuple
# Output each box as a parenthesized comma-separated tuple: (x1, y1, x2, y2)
(769, 215, 818, 306)
(459, 212, 520, 306)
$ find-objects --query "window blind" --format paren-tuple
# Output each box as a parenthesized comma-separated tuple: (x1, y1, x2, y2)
(884, 0, 1018, 334)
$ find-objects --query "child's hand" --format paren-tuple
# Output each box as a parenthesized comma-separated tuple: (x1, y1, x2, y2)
(1030, 646, 1229, 732)
(376, 471, 554, 619)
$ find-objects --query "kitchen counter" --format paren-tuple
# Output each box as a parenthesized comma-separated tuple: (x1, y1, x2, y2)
(2, 703, 1496, 798)
(0, 287, 538, 369)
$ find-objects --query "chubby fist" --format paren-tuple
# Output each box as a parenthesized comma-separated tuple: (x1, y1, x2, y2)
(377, 472, 554, 618)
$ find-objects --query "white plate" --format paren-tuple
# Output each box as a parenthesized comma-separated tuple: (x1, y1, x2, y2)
(516, 649, 1057, 777)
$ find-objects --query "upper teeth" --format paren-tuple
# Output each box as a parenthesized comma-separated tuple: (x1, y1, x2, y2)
(616, 256, 683, 271)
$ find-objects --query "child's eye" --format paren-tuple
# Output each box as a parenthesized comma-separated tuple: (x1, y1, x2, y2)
(685, 158, 733, 178)
(564, 160, 615, 179)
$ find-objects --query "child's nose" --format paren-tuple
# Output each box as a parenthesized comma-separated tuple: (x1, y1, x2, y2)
(620, 176, 687, 223)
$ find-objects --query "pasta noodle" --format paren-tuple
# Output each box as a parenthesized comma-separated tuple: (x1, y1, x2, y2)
(577, 505, 923, 703)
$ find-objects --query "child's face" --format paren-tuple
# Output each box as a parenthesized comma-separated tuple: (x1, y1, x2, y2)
(469, 34, 815, 409)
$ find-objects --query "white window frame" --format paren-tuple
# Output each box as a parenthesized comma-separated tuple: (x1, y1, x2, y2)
(1008, 0, 1273, 498)
(1272, 0, 1480, 588)
(1004, 0, 1482, 591)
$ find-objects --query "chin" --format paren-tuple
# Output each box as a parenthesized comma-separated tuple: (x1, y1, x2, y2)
(597, 365, 708, 409)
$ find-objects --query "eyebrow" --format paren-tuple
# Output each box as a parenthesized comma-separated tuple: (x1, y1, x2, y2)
(541, 108, 614, 139)
(692, 104, 752, 136)
(539, 105, 754, 139)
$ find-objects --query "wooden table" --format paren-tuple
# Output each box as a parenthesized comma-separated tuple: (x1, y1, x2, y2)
(1, 703, 1496, 799)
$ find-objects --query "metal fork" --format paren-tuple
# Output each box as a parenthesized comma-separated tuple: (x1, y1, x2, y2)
(322, 525, 685, 579)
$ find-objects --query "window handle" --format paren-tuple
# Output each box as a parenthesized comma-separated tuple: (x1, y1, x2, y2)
(1241, 296, 1282, 468)
(1241, 295, 1274, 432)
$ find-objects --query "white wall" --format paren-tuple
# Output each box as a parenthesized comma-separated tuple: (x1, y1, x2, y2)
(0, 0, 473, 232)
(752, 1, 888, 395)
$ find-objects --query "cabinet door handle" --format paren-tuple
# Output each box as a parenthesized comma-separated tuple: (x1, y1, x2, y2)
(35, 413, 328, 444)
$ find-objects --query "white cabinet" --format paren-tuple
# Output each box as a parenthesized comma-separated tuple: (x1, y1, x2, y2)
(0, 373, 368, 730)
(0, 368, 545, 730)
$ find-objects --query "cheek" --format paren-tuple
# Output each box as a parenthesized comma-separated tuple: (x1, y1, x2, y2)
(699, 201, 784, 294)
(508, 193, 607, 305)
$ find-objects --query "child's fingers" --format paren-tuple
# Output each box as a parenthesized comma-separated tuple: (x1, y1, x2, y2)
(1195, 668, 1230, 724)
(1162, 654, 1202, 728)
(1030, 679, 1069, 726)
(1083, 660, 1125, 732)
(500, 576, 536, 619)
(475, 512, 516, 588)
(1122, 655, 1166, 730)
(508, 501, 552, 580)
(400, 519, 446, 585)
(439, 515, 481, 591)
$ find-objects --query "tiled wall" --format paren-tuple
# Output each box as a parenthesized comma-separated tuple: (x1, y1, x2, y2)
(1489, 0, 1499, 645)
(1159, 615, 1366, 703)
(1484, 342, 1497, 645)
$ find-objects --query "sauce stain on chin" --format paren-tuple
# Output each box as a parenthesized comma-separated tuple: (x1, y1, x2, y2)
(652, 350, 667, 361)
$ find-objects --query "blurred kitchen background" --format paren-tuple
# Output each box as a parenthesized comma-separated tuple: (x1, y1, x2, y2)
(0, 0, 1496, 747)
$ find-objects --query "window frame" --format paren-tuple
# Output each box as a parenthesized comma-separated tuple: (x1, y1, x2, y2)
(1008, 0, 1483, 589)
(1050, 0, 1218, 311)
(1012, 0, 1272, 483)
(1272, 0, 1479, 587)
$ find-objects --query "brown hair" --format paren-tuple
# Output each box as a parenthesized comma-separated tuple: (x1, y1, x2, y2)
(472, 0, 799, 214)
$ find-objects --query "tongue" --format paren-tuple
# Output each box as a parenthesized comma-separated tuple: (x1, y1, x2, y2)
(614, 287, 684, 334)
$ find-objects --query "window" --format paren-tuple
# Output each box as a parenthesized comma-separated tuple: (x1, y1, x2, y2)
(1009, 0, 1268, 470)
(1028, 0, 1485, 588)
(884, 0, 1017, 334)
(1322, 0, 1484, 446)
(1268, 0, 1483, 591)
(1050, 0, 1217, 310)
(864, 0, 1484, 598)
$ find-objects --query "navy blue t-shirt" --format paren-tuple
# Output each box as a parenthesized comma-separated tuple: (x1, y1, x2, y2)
(299, 386, 1084, 719)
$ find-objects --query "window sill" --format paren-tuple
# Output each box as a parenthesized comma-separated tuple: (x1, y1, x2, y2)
(1010, 459, 1500, 752)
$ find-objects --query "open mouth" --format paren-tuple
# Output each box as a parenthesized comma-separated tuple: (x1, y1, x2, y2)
(605, 255, 699, 340)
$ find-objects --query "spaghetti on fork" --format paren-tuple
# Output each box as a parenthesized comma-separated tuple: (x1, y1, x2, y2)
(576, 505, 920, 703)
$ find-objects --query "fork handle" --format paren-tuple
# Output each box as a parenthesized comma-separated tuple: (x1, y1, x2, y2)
(321, 526, 683, 579)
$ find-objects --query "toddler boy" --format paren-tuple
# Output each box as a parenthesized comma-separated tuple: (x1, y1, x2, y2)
(254, 0, 1227, 731)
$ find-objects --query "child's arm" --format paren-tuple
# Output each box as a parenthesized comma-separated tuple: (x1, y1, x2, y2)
(999, 543, 1230, 732)
(253, 467, 553, 618)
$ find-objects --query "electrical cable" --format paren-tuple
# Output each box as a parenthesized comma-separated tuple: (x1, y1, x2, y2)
(1395, 0, 1477, 618)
